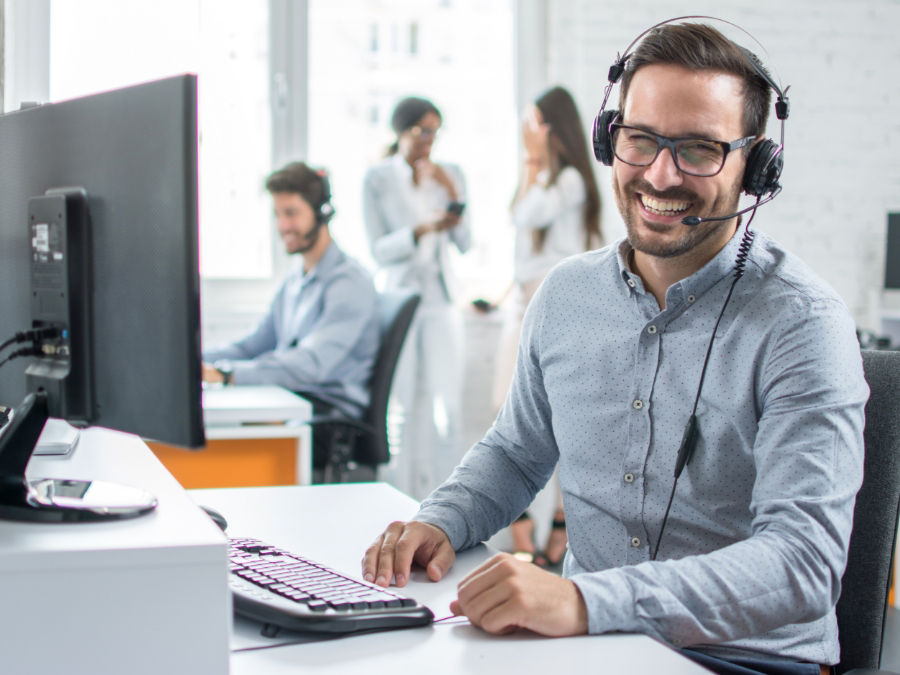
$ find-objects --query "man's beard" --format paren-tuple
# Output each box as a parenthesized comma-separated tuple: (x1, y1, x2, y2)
(613, 176, 741, 259)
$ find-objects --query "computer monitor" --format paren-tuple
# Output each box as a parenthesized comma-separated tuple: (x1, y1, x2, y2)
(0, 74, 205, 521)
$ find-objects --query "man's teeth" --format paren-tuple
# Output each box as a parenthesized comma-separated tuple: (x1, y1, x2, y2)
(641, 195, 690, 215)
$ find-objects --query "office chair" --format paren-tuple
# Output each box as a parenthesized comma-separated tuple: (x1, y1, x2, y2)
(835, 349, 900, 674)
(306, 290, 420, 484)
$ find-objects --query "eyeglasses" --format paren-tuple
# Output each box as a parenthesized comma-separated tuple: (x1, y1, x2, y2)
(408, 125, 439, 140)
(609, 123, 756, 177)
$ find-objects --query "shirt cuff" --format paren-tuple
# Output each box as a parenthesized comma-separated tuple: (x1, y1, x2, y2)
(413, 502, 472, 551)
(570, 568, 640, 636)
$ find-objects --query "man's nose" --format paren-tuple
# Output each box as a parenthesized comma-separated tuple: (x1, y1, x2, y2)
(642, 147, 684, 190)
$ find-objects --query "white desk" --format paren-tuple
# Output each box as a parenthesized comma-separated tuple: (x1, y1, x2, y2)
(190, 483, 710, 675)
(3, 429, 230, 675)
(202, 385, 313, 485)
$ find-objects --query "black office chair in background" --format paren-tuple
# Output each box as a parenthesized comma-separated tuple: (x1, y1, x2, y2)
(306, 290, 420, 484)
(835, 349, 900, 674)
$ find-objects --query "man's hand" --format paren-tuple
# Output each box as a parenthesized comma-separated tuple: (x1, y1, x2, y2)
(362, 520, 456, 588)
(201, 362, 224, 384)
(450, 552, 589, 636)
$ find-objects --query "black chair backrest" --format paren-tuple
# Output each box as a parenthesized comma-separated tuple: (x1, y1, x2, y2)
(836, 349, 900, 673)
(354, 290, 420, 468)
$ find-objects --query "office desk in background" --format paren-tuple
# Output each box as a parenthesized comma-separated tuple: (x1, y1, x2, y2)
(149, 385, 313, 488)
(190, 483, 711, 675)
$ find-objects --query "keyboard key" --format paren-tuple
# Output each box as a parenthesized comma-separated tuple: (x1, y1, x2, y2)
(228, 537, 434, 632)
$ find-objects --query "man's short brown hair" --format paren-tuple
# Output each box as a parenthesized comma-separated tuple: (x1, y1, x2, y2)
(265, 161, 328, 211)
(619, 23, 773, 139)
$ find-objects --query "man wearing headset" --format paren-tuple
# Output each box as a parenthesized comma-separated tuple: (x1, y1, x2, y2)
(203, 162, 379, 430)
(362, 22, 866, 675)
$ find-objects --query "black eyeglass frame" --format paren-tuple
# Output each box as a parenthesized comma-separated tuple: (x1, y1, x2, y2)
(609, 122, 757, 177)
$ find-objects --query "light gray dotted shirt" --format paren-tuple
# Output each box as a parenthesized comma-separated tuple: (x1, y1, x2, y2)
(416, 228, 868, 665)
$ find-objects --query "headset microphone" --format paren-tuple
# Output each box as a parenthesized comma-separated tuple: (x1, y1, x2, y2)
(681, 187, 781, 226)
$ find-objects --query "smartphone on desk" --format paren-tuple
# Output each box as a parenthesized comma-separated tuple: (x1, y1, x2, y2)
(446, 201, 466, 216)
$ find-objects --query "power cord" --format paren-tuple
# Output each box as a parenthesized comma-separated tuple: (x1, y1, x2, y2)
(0, 346, 45, 371)
(0, 327, 63, 372)
(0, 327, 62, 354)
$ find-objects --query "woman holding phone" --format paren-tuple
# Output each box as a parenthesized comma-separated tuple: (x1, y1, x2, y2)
(362, 96, 471, 500)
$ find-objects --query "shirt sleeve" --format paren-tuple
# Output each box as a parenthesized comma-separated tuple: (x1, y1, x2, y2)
(362, 168, 418, 265)
(570, 296, 867, 647)
(203, 296, 279, 363)
(511, 166, 585, 231)
(226, 270, 376, 389)
(415, 280, 558, 548)
(445, 164, 472, 255)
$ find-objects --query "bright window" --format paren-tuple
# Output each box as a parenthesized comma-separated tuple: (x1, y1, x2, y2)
(47, 0, 272, 280)
(307, 0, 517, 300)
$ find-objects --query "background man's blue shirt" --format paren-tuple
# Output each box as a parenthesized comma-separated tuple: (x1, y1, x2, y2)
(204, 242, 379, 417)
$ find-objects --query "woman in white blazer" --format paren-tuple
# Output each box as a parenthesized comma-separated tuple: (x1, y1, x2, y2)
(362, 97, 471, 499)
(495, 86, 602, 568)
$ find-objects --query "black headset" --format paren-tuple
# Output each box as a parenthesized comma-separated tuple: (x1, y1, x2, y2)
(591, 16, 790, 199)
(313, 169, 336, 226)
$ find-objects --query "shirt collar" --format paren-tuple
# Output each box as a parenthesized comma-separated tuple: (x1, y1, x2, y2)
(298, 241, 343, 286)
(391, 152, 414, 181)
(616, 227, 749, 307)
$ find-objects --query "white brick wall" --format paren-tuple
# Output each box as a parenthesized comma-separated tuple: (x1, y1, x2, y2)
(538, 0, 900, 330)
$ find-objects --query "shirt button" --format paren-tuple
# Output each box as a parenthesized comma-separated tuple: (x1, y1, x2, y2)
(627, 278, 636, 288)
(632, 399, 644, 410)
(687, 294, 696, 303)
(630, 537, 641, 547)
(647, 325, 657, 335)
(624, 473, 635, 483)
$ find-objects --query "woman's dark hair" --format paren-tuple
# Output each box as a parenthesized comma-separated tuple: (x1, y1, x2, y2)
(386, 96, 442, 156)
(531, 86, 602, 252)
(619, 23, 772, 139)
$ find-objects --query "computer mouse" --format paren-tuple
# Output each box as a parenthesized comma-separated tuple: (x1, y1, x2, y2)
(199, 504, 228, 532)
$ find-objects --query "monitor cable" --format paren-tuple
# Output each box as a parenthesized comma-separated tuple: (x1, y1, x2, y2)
(0, 327, 62, 372)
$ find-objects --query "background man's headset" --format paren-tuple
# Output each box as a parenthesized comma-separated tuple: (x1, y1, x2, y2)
(590, 17, 792, 559)
(296, 169, 335, 253)
(312, 169, 336, 227)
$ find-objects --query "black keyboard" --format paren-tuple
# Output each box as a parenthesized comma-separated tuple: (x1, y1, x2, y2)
(229, 537, 434, 633)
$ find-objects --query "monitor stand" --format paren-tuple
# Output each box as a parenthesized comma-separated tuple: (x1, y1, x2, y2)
(0, 390, 157, 522)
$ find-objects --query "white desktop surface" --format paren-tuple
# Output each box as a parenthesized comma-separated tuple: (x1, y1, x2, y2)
(2, 428, 231, 675)
(202, 385, 313, 484)
(190, 483, 710, 675)
(203, 385, 312, 426)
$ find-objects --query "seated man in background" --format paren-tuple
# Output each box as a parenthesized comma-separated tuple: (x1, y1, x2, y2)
(203, 162, 379, 434)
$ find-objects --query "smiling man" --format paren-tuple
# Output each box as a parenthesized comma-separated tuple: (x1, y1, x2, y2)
(362, 22, 867, 675)
(203, 162, 378, 440)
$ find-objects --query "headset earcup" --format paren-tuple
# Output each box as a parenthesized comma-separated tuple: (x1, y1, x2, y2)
(317, 202, 335, 225)
(592, 109, 619, 165)
(315, 170, 334, 225)
(743, 139, 783, 196)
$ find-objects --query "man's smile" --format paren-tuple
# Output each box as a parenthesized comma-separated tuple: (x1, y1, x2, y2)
(639, 194, 693, 217)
